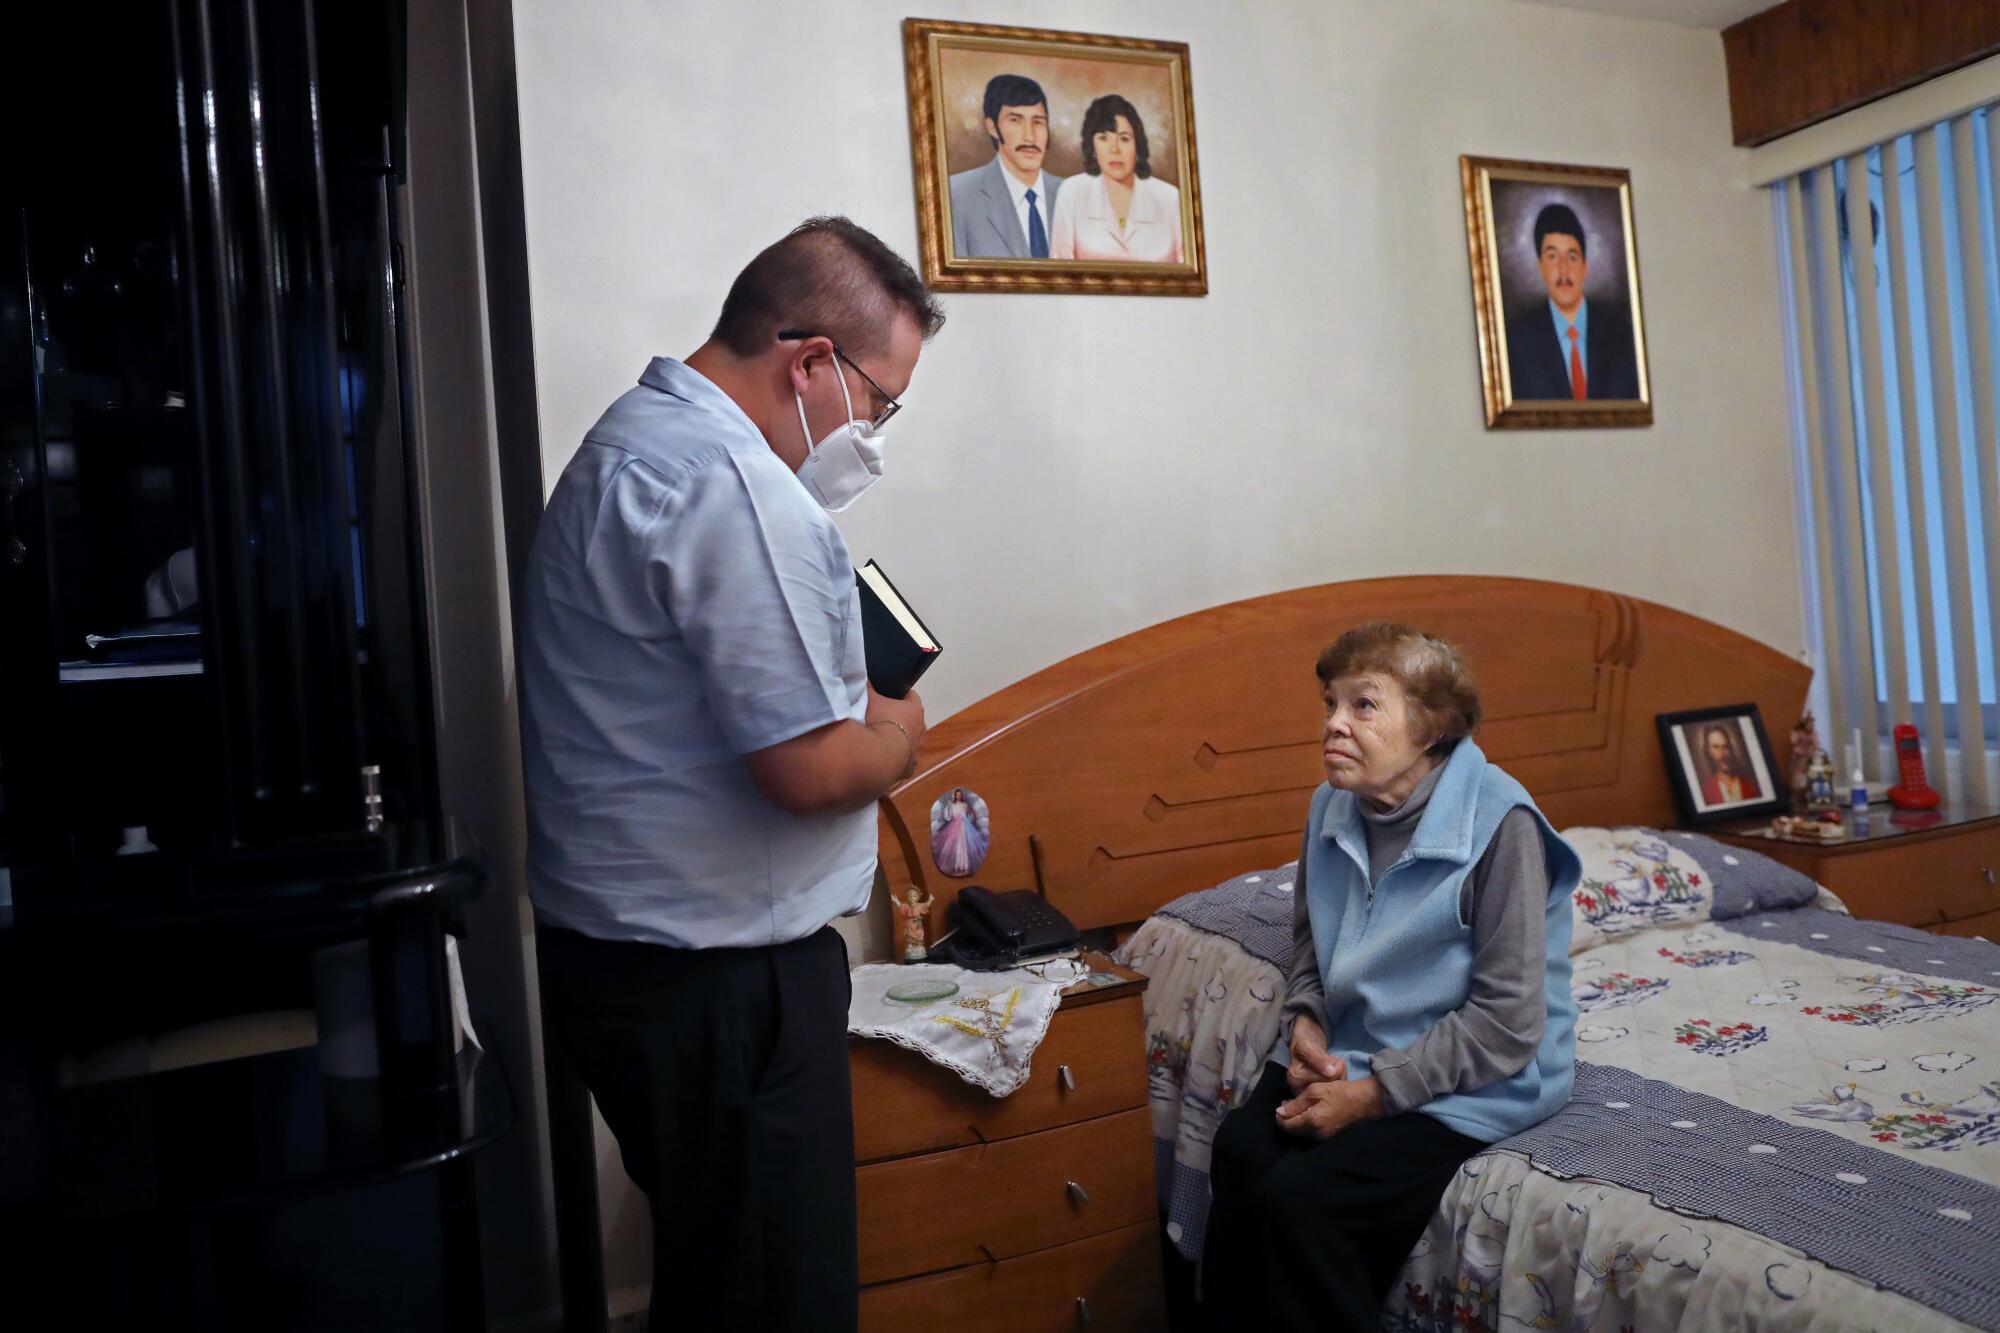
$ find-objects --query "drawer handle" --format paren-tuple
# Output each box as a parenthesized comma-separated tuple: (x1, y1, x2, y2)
(1066, 1179, 1090, 1206)
(1058, 1063, 1076, 1091)
(1076, 1295, 1093, 1327)
(1983, 866, 1996, 887)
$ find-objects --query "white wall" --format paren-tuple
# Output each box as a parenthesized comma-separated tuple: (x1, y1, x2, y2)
(511, 0, 1800, 1302)
(514, 0, 1801, 728)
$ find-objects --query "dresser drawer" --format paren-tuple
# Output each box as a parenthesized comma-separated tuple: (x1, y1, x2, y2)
(855, 1107, 1154, 1286)
(851, 993, 1146, 1163)
(860, 1219, 1163, 1332)
(1929, 906, 2000, 940)
(1816, 825, 2000, 927)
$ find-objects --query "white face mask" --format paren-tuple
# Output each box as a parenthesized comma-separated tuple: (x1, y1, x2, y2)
(793, 357, 886, 512)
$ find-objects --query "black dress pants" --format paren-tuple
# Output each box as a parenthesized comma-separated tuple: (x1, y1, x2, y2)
(1203, 1064, 1483, 1333)
(537, 923, 857, 1333)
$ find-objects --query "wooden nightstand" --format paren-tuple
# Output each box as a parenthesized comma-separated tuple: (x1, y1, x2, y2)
(848, 953, 1163, 1331)
(1704, 798, 2000, 937)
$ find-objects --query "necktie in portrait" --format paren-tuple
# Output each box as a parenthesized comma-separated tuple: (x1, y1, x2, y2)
(1567, 325, 1587, 400)
(1025, 188, 1049, 258)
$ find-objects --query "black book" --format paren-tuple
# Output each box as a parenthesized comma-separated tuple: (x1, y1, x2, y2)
(855, 560, 940, 698)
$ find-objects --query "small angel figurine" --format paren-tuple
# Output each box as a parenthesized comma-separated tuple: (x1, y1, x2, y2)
(1787, 710, 1819, 809)
(891, 886, 935, 963)
(1805, 746, 1838, 811)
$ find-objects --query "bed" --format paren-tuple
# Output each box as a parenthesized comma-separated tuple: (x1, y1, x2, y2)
(875, 576, 2000, 1331)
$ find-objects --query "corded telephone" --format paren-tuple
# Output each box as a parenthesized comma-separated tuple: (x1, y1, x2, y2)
(947, 884, 1079, 969)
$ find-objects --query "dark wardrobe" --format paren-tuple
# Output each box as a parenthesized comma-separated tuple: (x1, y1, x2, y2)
(1, 3, 508, 1326)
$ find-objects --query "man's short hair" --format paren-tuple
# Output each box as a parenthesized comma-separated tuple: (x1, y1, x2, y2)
(710, 217, 945, 359)
(1079, 94, 1152, 180)
(1533, 203, 1587, 259)
(982, 73, 1049, 145)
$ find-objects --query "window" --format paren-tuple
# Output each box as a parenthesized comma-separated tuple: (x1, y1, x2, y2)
(1775, 106, 2000, 798)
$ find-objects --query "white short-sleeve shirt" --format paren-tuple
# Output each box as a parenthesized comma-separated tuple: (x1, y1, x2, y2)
(519, 358, 873, 948)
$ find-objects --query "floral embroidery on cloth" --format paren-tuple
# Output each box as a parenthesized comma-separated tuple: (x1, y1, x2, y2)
(1868, 1084, 2000, 1150)
(1565, 828, 1709, 953)
(1573, 971, 1671, 1012)
(1800, 973, 1994, 1027)
(931, 984, 1023, 1060)
(846, 962, 1070, 1097)
(1386, 1273, 1500, 1333)
(1672, 1018, 1768, 1055)
(1790, 1081, 2000, 1152)
(1657, 944, 1753, 968)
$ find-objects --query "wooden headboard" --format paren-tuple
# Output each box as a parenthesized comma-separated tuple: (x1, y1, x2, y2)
(878, 576, 1809, 932)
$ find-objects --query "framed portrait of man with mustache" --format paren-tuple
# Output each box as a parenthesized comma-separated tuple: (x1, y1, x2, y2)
(1461, 156, 1653, 428)
(904, 18, 1207, 297)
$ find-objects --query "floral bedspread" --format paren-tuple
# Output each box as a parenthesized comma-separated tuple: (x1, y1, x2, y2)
(1118, 829, 2000, 1331)
(1390, 907, 2000, 1332)
(1113, 864, 1296, 1262)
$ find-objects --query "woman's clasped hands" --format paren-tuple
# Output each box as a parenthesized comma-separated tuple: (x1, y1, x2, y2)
(1276, 1013, 1385, 1140)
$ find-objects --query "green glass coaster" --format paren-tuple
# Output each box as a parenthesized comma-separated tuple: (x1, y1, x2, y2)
(885, 978, 959, 1004)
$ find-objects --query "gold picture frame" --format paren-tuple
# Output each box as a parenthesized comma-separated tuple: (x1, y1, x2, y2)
(903, 17, 1207, 296)
(1461, 155, 1653, 428)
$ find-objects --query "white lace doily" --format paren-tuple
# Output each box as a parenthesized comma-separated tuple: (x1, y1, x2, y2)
(848, 960, 1084, 1097)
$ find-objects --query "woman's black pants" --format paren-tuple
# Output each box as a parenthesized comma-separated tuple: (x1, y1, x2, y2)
(1202, 1064, 1483, 1332)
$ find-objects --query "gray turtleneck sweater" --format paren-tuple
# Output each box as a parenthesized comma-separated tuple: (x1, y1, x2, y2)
(1277, 762, 1550, 1115)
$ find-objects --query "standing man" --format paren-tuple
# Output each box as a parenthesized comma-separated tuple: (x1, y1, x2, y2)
(1505, 202, 1640, 401)
(949, 73, 1064, 259)
(519, 216, 945, 1331)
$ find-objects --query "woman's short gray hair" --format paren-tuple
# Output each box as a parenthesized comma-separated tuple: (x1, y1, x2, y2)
(1315, 621, 1481, 753)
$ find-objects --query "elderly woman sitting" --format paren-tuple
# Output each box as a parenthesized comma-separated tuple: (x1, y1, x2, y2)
(1203, 622, 1581, 1332)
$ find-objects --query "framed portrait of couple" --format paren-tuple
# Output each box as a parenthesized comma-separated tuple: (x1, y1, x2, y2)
(903, 18, 1207, 296)
(1462, 155, 1654, 429)
(1656, 704, 1788, 827)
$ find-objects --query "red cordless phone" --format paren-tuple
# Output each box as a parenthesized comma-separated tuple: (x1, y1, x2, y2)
(1887, 723, 1941, 810)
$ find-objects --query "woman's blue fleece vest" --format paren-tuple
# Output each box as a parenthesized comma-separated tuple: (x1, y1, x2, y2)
(1287, 739, 1581, 1142)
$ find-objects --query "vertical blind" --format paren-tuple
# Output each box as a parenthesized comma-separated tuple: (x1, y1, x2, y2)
(1775, 105, 2000, 801)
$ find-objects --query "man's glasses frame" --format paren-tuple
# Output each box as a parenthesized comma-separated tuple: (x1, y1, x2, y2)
(776, 328, 901, 429)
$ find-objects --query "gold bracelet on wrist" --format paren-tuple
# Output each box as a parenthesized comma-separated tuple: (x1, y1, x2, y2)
(876, 717, 917, 773)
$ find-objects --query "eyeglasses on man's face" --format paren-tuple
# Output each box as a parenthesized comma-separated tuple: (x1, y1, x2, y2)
(776, 329, 901, 429)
